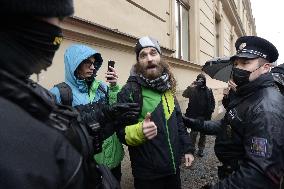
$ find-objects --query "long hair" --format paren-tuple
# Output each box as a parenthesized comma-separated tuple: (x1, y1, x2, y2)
(134, 57, 177, 94)
(161, 58, 177, 94)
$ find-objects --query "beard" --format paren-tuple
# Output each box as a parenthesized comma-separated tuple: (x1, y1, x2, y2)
(135, 60, 166, 80)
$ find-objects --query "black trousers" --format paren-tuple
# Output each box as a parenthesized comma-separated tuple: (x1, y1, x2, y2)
(190, 131, 206, 151)
(134, 171, 181, 189)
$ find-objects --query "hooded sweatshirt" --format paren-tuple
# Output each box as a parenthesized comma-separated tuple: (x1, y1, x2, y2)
(50, 44, 123, 169)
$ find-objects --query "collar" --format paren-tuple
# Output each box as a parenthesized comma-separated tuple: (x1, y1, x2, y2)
(0, 69, 54, 121)
(228, 73, 275, 109)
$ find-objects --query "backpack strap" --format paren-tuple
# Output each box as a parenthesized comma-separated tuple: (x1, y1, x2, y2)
(89, 81, 109, 104)
(118, 77, 142, 110)
(98, 82, 109, 104)
(97, 82, 108, 96)
(54, 82, 73, 106)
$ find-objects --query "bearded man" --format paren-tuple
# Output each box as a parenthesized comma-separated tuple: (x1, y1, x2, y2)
(117, 36, 194, 189)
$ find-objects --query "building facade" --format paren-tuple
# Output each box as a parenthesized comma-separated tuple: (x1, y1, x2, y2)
(36, 0, 256, 113)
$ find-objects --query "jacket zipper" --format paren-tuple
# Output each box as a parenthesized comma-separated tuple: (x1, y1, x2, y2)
(164, 94, 171, 114)
(163, 94, 176, 174)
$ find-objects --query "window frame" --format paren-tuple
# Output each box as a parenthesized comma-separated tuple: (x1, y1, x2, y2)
(175, 0, 190, 61)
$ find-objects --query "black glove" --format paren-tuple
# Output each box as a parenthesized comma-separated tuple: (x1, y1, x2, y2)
(182, 115, 204, 129)
(102, 102, 140, 125)
(183, 115, 223, 135)
(75, 102, 140, 126)
(74, 103, 100, 125)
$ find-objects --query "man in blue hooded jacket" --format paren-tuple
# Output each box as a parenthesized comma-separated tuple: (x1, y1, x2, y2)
(50, 44, 124, 182)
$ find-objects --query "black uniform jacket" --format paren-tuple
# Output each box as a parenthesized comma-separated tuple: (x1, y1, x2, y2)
(0, 70, 85, 189)
(212, 74, 284, 189)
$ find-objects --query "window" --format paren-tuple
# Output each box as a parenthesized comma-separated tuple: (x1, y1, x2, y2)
(215, 18, 220, 57)
(175, 0, 189, 61)
(230, 33, 234, 55)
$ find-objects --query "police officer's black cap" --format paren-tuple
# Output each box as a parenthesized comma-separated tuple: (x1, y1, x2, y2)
(0, 0, 74, 17)
(230, 36, 279, 63)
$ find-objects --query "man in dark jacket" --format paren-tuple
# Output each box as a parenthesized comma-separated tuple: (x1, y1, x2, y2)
(117, 36, 194, 189)
(182, 74, 215, 157)
(184, 36, 284, 189)
(0, 1, 139, 189)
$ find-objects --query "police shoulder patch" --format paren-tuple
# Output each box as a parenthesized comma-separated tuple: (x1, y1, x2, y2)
(250, 137, 268, 157)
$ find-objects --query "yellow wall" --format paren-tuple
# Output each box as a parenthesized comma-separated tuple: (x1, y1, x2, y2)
(74, 0, 172, 48)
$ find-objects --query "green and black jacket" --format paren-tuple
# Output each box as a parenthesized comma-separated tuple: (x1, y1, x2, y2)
(117, 76, 194, 179)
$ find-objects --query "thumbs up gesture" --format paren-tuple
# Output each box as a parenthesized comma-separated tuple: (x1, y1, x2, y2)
(142, 113, 157, 140)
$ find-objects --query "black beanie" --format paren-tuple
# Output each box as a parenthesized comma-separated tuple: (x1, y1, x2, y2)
(196, 73, 206, 81)
(0, 0, 74, 17)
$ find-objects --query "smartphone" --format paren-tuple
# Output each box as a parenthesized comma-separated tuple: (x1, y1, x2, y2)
(108, 60, 115, 72)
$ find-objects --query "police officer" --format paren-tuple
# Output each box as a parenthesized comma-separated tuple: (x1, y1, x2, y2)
(0, 1, 138, 189)
(184, 36, 284, 188)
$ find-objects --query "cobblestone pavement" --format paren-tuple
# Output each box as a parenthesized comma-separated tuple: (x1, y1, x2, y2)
(121, 136, 220, 189)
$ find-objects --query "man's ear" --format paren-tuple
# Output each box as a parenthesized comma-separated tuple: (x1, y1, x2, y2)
(262, 63, 271, 73)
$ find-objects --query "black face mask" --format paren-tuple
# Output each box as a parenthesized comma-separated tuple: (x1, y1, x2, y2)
(232, 65, 263, 87)
(195, 78, 205, 88)
(0, 17, 63, 77)
(195, 81, 203, 87)
(232, 67, 251, 87)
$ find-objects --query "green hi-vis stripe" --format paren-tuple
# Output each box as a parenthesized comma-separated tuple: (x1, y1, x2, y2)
(162, 91, 175, 120)
(162, 91, 176, 173)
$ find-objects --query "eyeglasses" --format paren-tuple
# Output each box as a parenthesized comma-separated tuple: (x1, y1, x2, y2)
(81, 59, 100, 69)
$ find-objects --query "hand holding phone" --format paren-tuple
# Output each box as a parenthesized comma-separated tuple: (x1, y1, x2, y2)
(106, 60, 117, 86)
(108, 60, 115, 72)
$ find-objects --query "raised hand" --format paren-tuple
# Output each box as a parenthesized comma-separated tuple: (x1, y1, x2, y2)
(103, 102, 140, 125)
(142, 113, 157, 140)
(105, 66, 118, 86)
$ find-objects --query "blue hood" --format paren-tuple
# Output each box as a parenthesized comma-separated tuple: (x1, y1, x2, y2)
(50, 44, 107, 106)
(64, 44, 103, 87)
